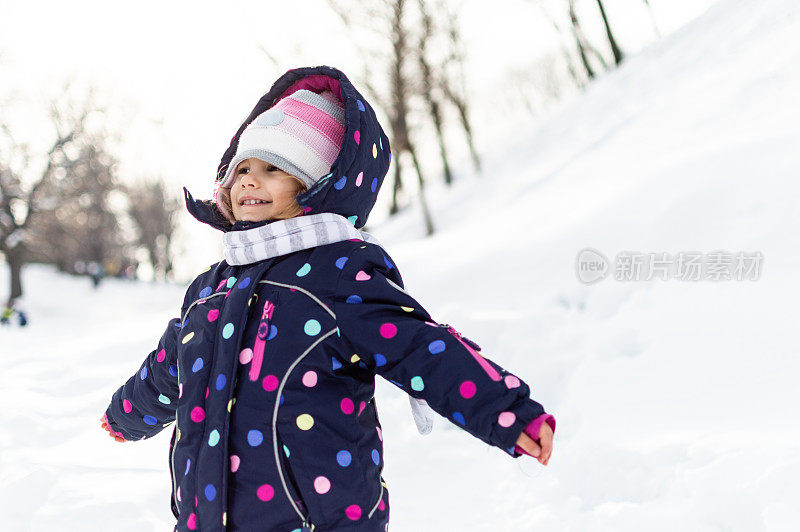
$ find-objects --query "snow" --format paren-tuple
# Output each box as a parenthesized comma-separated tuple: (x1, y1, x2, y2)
(2, 0, 800, 529)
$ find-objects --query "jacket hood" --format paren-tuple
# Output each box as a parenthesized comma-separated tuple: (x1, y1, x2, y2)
(184, 65, 392, 233)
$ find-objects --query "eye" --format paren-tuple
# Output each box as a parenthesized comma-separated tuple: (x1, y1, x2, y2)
(237, 166, 249, 175)
(266, 164, 278, 172)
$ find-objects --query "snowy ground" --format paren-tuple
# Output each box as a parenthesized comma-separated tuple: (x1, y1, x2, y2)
(2, 0, 800, 529)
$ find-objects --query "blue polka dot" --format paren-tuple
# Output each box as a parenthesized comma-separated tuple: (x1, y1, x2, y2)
(139, 366, 147, 380)
(373, 354, 387, 367)
(267, 325, 278, 340)
(192, 358, 203, 373)
(371, 449, 380, 465)
(158, 394, 171, 404)
(380, 136, 383, 149)
(453, 412, 465, 425)
(222, 323, 234, 339)
(335, 257, 348, 269)
(410, 376, 424, 391)
(383, 256, 394, 269)
(280, 394, 284, 405)
(247, 429, 263, 446)
(215, 374, 226, 391)
(337, 450, 352, 467)
(334, 176, 347, 190)
(205, 484, 216, 501)
(199, 286, 212, 298)
(238, 277, 251, 289)
(346, 295, 362, 304)
(358, 361, 367, 370)
(226, 277, 237, 288)
(283, 444, 290, 458)
(208, 429, 220, 447)
(357, 99, 365, 111)
(428, 340, 446, 354)
(169, 365, 178, 377)
(371, 178, 378, 192)
(143, 415, 157, 425)
(185, 458, 191, 475)
(332, 357, 342, 370)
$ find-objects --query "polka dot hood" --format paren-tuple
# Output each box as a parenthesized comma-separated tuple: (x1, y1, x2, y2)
(103, 65, 552, 532)
(183, 65, 392, 233)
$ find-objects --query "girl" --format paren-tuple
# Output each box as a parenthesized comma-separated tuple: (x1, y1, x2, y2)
(101, 65, 555, 532)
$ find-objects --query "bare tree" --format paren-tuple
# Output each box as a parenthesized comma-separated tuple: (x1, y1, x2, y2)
(125, 178, 180, 280)
(568, 0, 608, 80)
(595, 0, 624, 65)
(0, 97, 89, 305)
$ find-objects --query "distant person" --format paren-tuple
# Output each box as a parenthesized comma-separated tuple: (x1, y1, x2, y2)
(87, 261, 104, 288)
(100, 66, 555, 532)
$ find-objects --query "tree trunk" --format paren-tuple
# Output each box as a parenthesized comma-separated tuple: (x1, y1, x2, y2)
(406, 142, 435, 236)
(569, 1, 596, 80)
(390, 156, 403, 215)
(596, 0, 624, 65)
(5, 247, 25, 307)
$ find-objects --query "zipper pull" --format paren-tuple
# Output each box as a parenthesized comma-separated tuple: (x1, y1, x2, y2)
(439, 323, 482, 351)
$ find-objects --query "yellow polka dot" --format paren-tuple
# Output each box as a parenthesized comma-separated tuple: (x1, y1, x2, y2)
(227, 398, 236, 412)
(182, 331, 195, 344)
(372, 143, 377, 158)
(177, 429, 181, 441)
(201, 265, 211, 273)
(222, 513, 226, 526)
(401, 306, 414, 312)
(351, 354, 360, 363)
(297, 414, 314, 430)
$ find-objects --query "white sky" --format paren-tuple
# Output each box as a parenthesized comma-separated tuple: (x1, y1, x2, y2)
(0, 0, 718, 282)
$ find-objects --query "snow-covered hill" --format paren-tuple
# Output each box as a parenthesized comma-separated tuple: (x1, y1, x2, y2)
(2, 0, 799, 529)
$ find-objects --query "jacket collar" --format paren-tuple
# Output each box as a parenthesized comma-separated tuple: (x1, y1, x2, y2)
(222, 212, 382, 266)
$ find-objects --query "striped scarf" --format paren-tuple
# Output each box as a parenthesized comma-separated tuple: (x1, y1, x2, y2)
(222, 212, 382, 266)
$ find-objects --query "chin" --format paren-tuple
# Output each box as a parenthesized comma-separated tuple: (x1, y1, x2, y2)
(235, 211, 272, 222)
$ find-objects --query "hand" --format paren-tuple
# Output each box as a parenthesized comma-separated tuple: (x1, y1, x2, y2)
(100, 414, 126, 442)
(515, 421, 553, 465)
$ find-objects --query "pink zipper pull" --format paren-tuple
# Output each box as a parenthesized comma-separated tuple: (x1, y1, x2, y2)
(250, 299, 275, 381)
(441, 324, 501, 382)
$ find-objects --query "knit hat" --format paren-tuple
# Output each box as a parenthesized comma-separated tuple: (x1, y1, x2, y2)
(214, 89, 346, 222)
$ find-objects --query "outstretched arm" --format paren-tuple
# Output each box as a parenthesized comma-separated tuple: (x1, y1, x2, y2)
(102, 317, 182, 441)
(334, 243, 554, 458)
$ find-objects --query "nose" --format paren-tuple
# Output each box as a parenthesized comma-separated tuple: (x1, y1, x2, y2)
(240, 171, 259, 188)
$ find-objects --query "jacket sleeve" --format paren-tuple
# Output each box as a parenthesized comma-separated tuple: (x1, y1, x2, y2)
(103, 314, 183, 441)
(333, 243, 551, 457)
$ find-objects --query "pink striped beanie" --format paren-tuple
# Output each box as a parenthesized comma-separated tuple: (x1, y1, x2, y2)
(215, 89, 345, 220)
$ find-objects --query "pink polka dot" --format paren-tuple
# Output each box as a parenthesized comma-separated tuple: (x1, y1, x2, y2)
(190, 407, 205, 423)
(354, 130, 361, 144)
(355, 270, 371, 281)
(177, 486, 181, 502)
(459, 380, 476, 398)
(302, 371, 318, 387)
(207, 309, 219, 322)
(378, 498, 385, 511)
(187, 513, 197, 530)
(262, 375, 279, 391)
(179, 382, 183, 398)
(379, 323, 397, 338)
(356, 171, 363, 186)
(376, 426, 383, 441)
(195, 496, 198, 506)
(239, 348, 253, 364)
(504, 375, 521, 389)
(345, 504, 362, 520)
(156, 349, 166, 362)
(230, 455, 240, 473)
(340, 398, 354, 414)
(205, 387, 209, 399)
(216, 279, 227, 290)
(358, 401, 366, 415)
(498, 411, 516, 427)
(122, 399, 132, 413)
(257, 484, 274, 501)
(314, 476, 331, 494)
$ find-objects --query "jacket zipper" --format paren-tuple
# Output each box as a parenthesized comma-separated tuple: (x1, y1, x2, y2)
(272, 328, 337, 530)
(250, 299, 275, 381)
(438, 323, 502, 381)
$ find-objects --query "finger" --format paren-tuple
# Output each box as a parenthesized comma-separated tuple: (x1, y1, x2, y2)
(518, 433, 541, 457)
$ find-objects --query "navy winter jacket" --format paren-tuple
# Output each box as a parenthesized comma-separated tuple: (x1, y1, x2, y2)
(104, 66, 550, 532)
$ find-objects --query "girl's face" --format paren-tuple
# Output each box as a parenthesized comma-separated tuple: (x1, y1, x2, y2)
(230, 158, 303, 222)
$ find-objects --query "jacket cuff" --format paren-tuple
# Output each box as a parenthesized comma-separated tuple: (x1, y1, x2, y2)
(492, 397, 546, 457)
(513, 413, 556, 457)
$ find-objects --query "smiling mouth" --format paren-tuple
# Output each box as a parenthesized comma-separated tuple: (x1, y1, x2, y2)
(240, 199, 271, 206)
